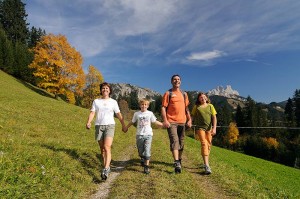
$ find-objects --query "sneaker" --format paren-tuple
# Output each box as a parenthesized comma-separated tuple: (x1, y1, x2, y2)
(199, 164, 206, 169)
(174, 160, 182, 173)
(204, 165, 212, 175)
(101, 167, 110, 180)
(140, 158, 145, 167)
(144, 165, 150, 174)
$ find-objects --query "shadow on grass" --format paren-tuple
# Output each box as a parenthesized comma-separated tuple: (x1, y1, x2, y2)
(185, 165, 209, 175)
(41, 144, 133, 184)
(124, 158, 207, 175)
(124, 159, 175, 174)
(41, 144, 102, 183)
(116, 158, 141, 172)
(18, 80, 56, 99)
(110, 159, 131, 172)
(151, 160, 174, 173)
(189, 170, 209, 175)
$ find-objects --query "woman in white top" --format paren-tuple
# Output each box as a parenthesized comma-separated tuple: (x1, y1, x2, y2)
(86, 82, 125, 180)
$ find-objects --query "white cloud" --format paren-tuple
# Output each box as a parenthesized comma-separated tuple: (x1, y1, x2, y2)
(187, 50, 226, 61)
(100, 0, 179, 36)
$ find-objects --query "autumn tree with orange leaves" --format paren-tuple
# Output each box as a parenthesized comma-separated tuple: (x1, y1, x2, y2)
(224, 122, 239, 149)
(29, 34, 85, 104)
(262, 137, 279, 149)
(82, 65, 104, 108)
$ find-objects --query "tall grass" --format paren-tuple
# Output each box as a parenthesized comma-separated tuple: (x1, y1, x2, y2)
(1, 70, 299, 199)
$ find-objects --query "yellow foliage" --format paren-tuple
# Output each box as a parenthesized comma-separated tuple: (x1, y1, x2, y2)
(225, 122, 239, 145)
(65, 90, 76, 105)
(82, 65, 104, 108)
(29, 34, 85, 100)
(262, 137, 279, 149)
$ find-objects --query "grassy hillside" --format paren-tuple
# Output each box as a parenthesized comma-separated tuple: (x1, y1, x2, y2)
(0, 70, 299, 199)
(0, 70, 135, 198)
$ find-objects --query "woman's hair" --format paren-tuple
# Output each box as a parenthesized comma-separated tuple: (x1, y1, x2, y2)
(100, 82, 112, 96)
(195, 92, 211, 105)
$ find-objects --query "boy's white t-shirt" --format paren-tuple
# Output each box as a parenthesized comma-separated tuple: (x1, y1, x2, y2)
(91, 98, 120, 125)
(132, 110, 157, 136)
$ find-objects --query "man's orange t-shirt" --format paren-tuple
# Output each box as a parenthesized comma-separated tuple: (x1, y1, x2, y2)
(162, 90, 189, 124)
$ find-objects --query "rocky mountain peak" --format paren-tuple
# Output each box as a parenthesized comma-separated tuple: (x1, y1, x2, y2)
(207, 85, 240, 99)
(110, 83, 161, 100)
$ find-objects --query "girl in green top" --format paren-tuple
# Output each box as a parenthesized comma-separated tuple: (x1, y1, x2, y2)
(191, 92, 217, 175)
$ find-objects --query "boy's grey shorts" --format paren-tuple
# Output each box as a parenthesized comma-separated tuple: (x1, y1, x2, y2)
(95, 124, 115, 141)
(136, 135, 153, 160)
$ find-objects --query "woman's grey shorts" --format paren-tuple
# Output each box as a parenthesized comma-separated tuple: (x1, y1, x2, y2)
(95, 124, 115, 141)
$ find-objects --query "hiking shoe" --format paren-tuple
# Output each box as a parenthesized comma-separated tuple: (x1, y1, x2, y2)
(204, 165, 212, 175)
(140, 158, 145, 167)
(174, 160, 182, 174)
(199, 164, 206, 169)
(144, 165, 150, 174)
(101, 167, 110, 180)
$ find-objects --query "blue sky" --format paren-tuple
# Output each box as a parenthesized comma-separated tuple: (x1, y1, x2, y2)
(25, 0, 300, 103)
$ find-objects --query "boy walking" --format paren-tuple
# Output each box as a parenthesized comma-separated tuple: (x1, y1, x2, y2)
(124, 98, 163, 174)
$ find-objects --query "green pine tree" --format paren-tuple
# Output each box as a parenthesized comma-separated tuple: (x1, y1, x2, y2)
(28, 26, 46, 48)
(0, 0, 29, 44)
(285, 98, 296, 127)
(244, 96, 258, 134)
(13, 40, 34, 83)
(293, 89, 300, 127)
(0, 27, 14, 73)
(130, 91, 139, 110)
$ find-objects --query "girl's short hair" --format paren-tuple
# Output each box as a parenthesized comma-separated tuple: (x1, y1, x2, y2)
(139, 98, 150, 105)
(195, 92, 211, 105)
(100, 82, 112, 96)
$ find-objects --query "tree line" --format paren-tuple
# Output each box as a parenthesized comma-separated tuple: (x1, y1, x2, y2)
(0, 0, 104, 107)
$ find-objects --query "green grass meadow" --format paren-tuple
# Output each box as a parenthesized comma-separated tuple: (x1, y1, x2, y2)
(0, 70, 299, 198)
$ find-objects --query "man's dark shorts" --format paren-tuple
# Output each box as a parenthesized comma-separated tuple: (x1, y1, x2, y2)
(167, 123, 185, 151)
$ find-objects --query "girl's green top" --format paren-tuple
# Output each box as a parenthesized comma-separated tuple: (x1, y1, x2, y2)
(191, 104, 217, 131)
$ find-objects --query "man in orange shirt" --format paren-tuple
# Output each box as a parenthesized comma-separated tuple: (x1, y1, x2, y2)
(161, 74, 192, 173)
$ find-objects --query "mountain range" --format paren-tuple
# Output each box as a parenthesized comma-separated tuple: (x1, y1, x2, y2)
(207, 85, 243, 100)
(110, 83, 286, 113)
(110, 83, 161, 100)
(110, 83, 243, 100)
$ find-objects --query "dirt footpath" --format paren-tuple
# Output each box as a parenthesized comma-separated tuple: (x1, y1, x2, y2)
(89, 145, 134, 199)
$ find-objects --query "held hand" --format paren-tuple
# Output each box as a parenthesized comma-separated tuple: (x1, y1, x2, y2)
(163, 121, 171, 128)
(186, 120, 192, 128)
(155, 121, 164, 129)
(122, 126, 128, 133)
